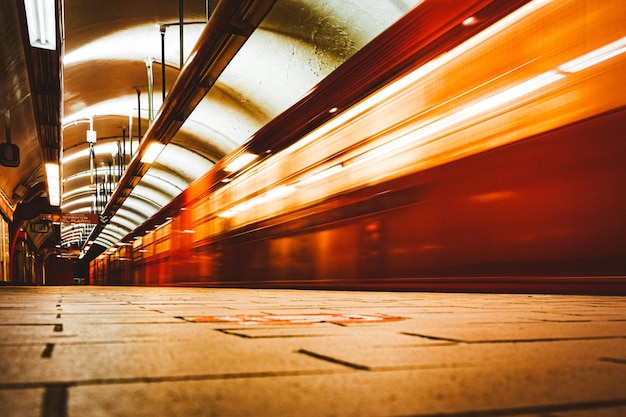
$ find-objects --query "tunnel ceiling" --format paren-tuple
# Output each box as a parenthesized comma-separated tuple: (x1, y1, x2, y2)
(1, 0, 421, 251)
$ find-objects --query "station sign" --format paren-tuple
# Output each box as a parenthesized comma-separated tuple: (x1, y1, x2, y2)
(191, 313, 405, 326)
(41, 213, 99, 225)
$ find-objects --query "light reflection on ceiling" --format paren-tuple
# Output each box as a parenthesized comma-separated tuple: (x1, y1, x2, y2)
(60, 0, 422, 250)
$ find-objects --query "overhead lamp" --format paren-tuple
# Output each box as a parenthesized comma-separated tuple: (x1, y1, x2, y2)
(462, 16, 478, 26)
(45, 162, 61, 206)
(23, 0, 57, 50)
(140, 142, 166, 164)
(224, 152, 258, 173)
(86, 130, 97, 143)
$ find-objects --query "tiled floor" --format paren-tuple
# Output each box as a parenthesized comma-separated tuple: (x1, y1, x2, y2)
(0, 286, 625, 416)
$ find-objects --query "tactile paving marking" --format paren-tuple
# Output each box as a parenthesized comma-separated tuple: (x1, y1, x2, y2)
(191, 313, 405, 326)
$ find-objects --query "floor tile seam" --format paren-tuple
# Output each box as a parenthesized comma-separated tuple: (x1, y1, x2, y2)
(217, 329, 339, 339)
(387, 398, 626, 417)
(598, 356, 626, 365)
(41, 384, 67, 417)
(0, 368, 357, 390)
(296, 349, 477, 372)
(53, 310, 179, 315)
(400, 332, 626, 344)
(297, 348, 370, 370)
(41, 343, 55, 358)
(1, 333, 203, 342)
(0, 339, 179, 349)
(62, 320, 188, 325)
(58, 320, 189, 325)
(537, 317, 602, 323)
(526, 319, 594, 323)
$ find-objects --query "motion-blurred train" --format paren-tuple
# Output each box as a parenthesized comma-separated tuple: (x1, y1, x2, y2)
(90, 0, 626, 294)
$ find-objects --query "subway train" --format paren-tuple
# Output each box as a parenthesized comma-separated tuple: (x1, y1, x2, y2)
(90, 0, 626, 294)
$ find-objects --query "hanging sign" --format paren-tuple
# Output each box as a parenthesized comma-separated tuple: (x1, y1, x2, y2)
(42, 213, 99, 224)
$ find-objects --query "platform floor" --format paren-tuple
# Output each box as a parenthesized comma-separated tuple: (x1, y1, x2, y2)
(1, 286, 625, 417)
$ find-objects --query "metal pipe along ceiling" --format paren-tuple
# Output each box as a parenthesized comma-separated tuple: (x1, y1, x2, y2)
(83, 0, 278, 254)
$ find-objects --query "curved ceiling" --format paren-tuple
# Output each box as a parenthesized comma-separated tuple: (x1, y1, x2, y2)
(2, 0, 421, 253)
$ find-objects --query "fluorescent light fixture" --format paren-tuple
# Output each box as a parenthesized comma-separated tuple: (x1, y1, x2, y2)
(61, 195, 97, 210)
(45, 163, 61, 206)
(140, 142, 166, 163)
(86, 130, 97, 143)
(224, 152, 258, 172)
(23, 0, 57, 50)
(63, 142, 117, 164)
(463, 16, 478, 26)
(558, 36, 626, 73)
